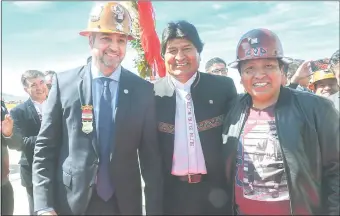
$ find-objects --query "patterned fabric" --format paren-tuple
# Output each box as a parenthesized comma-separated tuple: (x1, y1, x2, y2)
(197, 114, 224, 132)
(158, 114, 224, 134)
(158, 122, 175, 134)
(310, 58, 330, 73)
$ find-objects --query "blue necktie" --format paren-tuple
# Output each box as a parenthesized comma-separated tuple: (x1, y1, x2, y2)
(96, 77, 114, 201)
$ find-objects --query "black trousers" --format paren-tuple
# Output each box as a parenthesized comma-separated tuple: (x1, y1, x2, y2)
(85, 189, 120, 215)
(26, 186, 35, 215)
(164, 176, 229, 215)
(1, 182, 14, 215)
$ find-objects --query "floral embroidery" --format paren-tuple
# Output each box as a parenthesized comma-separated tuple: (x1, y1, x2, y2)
(158, 114, 224, 134)
(158, 122, 175, 134)
(197, 114, 224, 132)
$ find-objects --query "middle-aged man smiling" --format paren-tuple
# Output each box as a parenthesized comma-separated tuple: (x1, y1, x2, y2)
(154, 20, 237, 215)
(32, 2, 163, 215)
(223, 28, 339, 215)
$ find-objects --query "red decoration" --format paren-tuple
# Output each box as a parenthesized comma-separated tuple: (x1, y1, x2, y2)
(137, 0, 166, 78)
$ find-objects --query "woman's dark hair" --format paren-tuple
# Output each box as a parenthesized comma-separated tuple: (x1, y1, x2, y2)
(161, 20, 204, 57)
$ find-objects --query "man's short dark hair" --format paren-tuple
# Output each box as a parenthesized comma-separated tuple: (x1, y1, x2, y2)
(329, 50, 339, 69)
(205, 57, 226, 72)
(161, 20, 204, 57)
(44, 70, 56, 77)
(21, 70, 45, 87)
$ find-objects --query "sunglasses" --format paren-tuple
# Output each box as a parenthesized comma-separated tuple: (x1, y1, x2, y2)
(210, 68, 228, 74)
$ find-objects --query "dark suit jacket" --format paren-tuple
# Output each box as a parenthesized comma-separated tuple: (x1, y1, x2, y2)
(32, 63, 163, 215)
(10, 99, 41, 188)
(154, 72, 237, 208)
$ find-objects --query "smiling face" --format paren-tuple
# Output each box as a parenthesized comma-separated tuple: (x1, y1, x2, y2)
(240, 58, 283, 104)
(24, 77, 47, 102)
(314, 78, 339, 97)
(89, 32, 127, 76)
(164, 38, 200, 83)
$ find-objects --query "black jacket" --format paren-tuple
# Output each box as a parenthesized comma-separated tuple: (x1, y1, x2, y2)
(10, 99, 42, 187)
(222, 87, 339, 215)
(154, 73, 237, 214)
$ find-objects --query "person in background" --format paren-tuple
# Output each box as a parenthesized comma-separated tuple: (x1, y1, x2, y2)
(33, 2, 162, 215)
(224, 28, 339, 215)
(154, 20, 237, 215)
(308, 58, 339, 97)
(44, 70, 56, 94)
(328, 50, 339, 111)
(287, 59, 313, 89)
(1, 100, 22, 216)
(282, 59, 312, 92)
(205, 57, 228, 76)
(10, 70, 47, 215)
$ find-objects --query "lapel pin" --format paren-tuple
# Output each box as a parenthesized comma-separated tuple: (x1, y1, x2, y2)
(124, 89, 129, 94)
(209, 100, 213, 104)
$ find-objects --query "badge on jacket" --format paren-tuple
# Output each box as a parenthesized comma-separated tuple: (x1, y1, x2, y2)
(81, 105, 94, 134)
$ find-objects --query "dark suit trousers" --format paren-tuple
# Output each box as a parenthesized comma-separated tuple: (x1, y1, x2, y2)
(1, 182, 14, 215)
(164, 175, 228, 215)
(26, 186, 35, 215)
(85, 189, 120, 215)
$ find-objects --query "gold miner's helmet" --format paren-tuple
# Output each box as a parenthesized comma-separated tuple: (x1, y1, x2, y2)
(79, 2, 134, 40)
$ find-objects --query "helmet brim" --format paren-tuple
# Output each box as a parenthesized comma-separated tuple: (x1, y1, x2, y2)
(79, 29, 135, 40)
(228, 56, 292, 69)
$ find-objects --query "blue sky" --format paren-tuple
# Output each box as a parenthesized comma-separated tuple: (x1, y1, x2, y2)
(2, 1, 339, 96)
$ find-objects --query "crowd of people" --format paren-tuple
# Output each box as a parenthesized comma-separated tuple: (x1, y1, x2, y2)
(1, 1, 339, 215)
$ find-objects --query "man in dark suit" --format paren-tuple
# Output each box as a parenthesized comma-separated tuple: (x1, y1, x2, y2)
(33, 2, 163, 215)
(154, 20, 237, 215)
(10, 70, 48, 215)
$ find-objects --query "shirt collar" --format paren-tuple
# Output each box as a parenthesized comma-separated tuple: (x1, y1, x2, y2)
(170, 73, 197, 91)
(91, 61, 121, 82)
(30, 98, 44, 105)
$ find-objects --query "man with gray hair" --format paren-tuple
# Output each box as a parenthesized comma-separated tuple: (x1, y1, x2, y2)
(205, 57, 228, 76)
(10, 69, 48, 215)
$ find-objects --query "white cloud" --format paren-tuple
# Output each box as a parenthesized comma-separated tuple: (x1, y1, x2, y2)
(217, 14, 229, 20)
(10, 29, 80, 43)
(212, 4, 222, 10)
(12, 1, 52, 11)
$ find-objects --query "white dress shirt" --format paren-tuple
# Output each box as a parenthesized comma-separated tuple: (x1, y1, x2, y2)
(31, 99, 44, 120)
(170, 74, 207, 176)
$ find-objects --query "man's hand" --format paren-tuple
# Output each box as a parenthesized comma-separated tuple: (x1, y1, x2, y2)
(290, 60, 312, 84)
(40, 210, 57, 216)
(1, 114, 14, 137)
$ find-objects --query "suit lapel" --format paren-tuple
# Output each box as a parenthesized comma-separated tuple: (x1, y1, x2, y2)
(26, 99, 41, 127)
(78, 63, 99, 158)
(112, 68, 133, 157)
